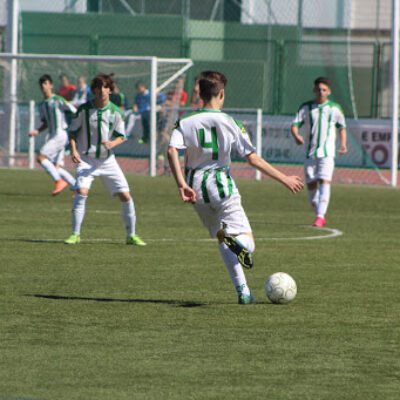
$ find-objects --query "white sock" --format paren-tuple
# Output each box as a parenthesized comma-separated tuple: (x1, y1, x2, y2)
(317, 184, 331, 218)
(307, 187, 320, 212)
(121, 198, 136, 236)
(40, 158, 61, 182)
(219, 243, 250, 296)
(71, 194, 87, 235)
(58, 168, 76, 187)
(235, 234, 255, 253)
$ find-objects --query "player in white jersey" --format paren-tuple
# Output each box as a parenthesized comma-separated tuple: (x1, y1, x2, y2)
(29, 74, 77, 195)
(291, 77, 347, 227)
(64, 73, 146, 246)
(168, 71, 303, 305)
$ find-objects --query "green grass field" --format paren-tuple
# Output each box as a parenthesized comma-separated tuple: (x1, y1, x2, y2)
(1, 169, 399, 400)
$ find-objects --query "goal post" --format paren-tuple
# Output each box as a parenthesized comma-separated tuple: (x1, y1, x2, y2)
(0, 52, 193, 175)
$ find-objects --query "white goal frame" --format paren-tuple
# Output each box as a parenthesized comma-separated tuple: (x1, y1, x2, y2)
(0, 52, 193, 176)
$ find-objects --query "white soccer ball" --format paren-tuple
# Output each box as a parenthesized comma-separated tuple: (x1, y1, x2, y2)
(265, 272, 297, 304)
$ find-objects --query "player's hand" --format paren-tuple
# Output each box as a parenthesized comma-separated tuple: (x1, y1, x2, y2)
(284, 176, 304, 194)
(102, 140, 114, 150)
(293, 135, 304, 146)
(337, 144, 347, 154)
(28, 130, 39, 137)
(179, 186, 197, 203)
(71, 151, 81, 164)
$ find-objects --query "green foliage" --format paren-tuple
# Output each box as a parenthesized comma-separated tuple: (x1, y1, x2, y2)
(0, 170, 399, 399)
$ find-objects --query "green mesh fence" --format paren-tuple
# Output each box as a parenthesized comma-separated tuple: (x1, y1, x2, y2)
(1, 0, 398, 183)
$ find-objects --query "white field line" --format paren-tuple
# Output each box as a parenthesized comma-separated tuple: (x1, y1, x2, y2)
(25, 226, 342, 243)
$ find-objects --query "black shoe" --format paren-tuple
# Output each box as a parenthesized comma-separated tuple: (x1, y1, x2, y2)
(223, 235, 253, 269)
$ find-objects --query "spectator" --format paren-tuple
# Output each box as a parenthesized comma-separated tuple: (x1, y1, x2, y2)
(56, 74, 77, 101)
(110, 82, 128, 111)
(71, 76, 91, 107)
(190, 76, 204, 108)
(133, 81, 166, 144)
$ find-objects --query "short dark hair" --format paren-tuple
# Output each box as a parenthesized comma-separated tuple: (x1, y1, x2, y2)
(198, 71, 227, 103)
(314, 77, 331, 88)
(91, 73, 115, 92)
(135, 81, 145, 89)
(38, 74, 52, 85)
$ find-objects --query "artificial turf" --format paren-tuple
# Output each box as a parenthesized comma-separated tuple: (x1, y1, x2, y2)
(0, 169, 399, 399)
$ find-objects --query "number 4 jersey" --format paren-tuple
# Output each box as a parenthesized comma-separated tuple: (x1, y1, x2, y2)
(169, 109, 255, 204)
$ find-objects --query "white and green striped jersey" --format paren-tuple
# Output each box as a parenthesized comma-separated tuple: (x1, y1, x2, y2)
(292, 100, 346, 159)
(169, 109, 255, 204)
(39, 95, 76, 138)
(69, 100, 125, 159)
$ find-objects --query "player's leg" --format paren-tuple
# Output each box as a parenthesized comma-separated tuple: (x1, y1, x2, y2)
(195, 199, 255, 304)
(65, 161, 94, 244)
(55, 150, 76, 189)
(100, 158, 146, 245)
(37, 152, 61, 182)
(313, 157, 334, 227)
(304, 158, 319, 213)
(139, 111, 150, 144)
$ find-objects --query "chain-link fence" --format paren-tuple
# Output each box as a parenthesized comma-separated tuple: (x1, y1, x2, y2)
(0, 0, 398, 183)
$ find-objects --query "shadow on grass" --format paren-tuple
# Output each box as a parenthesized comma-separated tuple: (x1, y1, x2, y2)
(25, 294, 205, 308)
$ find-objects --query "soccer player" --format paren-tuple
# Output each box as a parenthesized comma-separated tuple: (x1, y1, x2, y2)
(133, 81, 167, 144)
(29, 74, 77, 196)
(291, 77, 347, 227)
(64, 73, 146, 246)
(168, 71, 303, 305)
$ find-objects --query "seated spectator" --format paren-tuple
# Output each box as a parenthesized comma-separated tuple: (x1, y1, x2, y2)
(56, 74, 77, 101)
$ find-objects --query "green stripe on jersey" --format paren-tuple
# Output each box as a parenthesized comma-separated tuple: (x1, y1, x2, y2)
(188, 169, 195, 188)
(216, 170, 225, 199)
(96, 110, 102, 158)
(314, 107, 323, 158)
(227, 171, 233, 195)
(323, 111, 333, 157)
(201, 170, 210, 203)
(85, 108, 91, 155)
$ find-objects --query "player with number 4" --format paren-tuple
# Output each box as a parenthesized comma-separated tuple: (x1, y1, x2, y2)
(168, 70, 303, 305)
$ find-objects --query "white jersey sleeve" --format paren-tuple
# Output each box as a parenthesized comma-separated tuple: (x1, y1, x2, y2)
(232, 118, 255, 157)
(69, 107, 84, 136)
(334, 106, 346, 128)
(292, 104, 309, 127)
(59, 98, 77, 114)
(111, 109, 126, 138)
(169, 126, 186, 150)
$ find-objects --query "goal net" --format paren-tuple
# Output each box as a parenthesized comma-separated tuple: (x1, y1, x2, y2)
(0, 53, 193, 175)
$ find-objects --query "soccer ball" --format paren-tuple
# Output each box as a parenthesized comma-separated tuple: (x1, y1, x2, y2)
(265, 272, 297, 304)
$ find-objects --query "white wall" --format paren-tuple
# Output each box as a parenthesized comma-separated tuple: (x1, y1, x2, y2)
(19, 0, 86, 13)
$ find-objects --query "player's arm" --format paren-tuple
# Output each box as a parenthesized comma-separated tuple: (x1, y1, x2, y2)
(291, 105, 306, 145)
(291, 124, 304, 145)
(69, 136, 81, 164)
(167, 146, 196, 203)
(102, 135, 125, 150)
(245, 152, 304, 194)
(338, 127, 347, 154)
(29, 121, 47, 136)
(103, 112, 126, 150)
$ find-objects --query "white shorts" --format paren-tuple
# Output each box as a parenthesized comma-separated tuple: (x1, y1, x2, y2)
(304, 157, 335, 183)
(193, 193, 252, 238)
(75, 154, 130, 196)
(40, 135, 68, 166)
